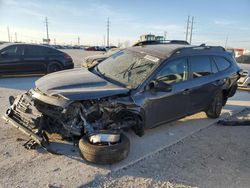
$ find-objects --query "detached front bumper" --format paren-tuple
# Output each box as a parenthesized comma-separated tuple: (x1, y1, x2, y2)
(2, 93, 47, 146)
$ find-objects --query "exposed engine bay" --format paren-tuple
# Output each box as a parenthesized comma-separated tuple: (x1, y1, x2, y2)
(4, 88, 143, 148)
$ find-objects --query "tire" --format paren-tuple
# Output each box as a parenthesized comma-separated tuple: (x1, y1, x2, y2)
(205, 92, 223, 118)
(47, 62, 62, 73)
(79, 133, 130, 164)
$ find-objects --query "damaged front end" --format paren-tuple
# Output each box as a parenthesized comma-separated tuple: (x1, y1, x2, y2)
(3, 88, 143, 148)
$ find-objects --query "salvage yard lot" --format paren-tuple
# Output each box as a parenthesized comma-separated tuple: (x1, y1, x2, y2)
(0, 50, 250, 187)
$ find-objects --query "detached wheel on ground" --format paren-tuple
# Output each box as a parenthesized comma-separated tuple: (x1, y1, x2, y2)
(205, 92, 223, 118)
(79, 133, 130, 164)
(47, 62, 62, 73)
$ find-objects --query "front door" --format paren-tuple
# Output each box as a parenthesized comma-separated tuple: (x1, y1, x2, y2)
(139, 57, 191, 128)
(0, 45, 23, 75)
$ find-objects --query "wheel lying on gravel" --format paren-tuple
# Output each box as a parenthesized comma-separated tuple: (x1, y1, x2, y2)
(79, 133, 130, 164)
(205, 92, 223, 118)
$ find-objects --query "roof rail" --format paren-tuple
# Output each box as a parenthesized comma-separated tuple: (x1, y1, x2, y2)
(133, 40, 190, 46)
(170, 44, 226, 57)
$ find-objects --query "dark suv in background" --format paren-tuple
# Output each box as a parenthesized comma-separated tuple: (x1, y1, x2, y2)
(0, 43, 74, 76)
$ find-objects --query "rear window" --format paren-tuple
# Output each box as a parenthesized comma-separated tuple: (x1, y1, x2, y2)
(189, 56, 213, 78)
(213, 56, 231, 71)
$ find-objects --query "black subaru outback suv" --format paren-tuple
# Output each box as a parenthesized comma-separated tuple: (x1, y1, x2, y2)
(3, 44, 241, 164)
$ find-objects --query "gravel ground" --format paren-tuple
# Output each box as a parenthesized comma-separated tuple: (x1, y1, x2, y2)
(87, 109, 250, 188)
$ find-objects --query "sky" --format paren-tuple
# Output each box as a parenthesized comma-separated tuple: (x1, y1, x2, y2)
(0, 0, 250, 48)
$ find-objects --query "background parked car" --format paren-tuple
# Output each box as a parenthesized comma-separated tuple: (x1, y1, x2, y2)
(236, 54, 250, 87)
(82, 47, 121, 68)
(0, 43, 74, 76)
(85, 46, 107, 51)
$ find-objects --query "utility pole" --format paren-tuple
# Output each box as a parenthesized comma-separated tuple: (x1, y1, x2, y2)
(54, 38, 56, 45)
(225, 36, 228, 49)
(7, 26, 10, 42)
(45, 17, 50, 44)
(103, 35, 106, 46)
(164, 31, 167, 40)
(77, 36, 80, 46)
(15, 32, 17, 42)
(107, 18, 110, 47)
(185, 16, 190, 42)
(189, 16, 194, 44)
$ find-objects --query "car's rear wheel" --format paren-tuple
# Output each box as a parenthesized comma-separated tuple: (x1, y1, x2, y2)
(205, 92, 223, 118)
(47, 62, 62, 73)
(79, 133, 130, 164)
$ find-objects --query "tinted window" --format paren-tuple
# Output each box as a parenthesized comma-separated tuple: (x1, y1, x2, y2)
(189, 56, 212, 78)
(211, 60, 219, 73)
(213, 56, 231, 71)
(155, 58, 188, 85)
(2, 45, 22, 56)
(24, 46, 47, 56)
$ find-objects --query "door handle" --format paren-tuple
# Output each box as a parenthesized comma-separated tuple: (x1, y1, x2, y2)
(182, 89, 190, 95)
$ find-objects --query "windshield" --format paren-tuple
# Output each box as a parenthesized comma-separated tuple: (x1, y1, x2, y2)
(97, 49, 161, 88)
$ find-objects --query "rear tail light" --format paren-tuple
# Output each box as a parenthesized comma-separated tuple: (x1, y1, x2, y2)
(64, 53, 72, 60)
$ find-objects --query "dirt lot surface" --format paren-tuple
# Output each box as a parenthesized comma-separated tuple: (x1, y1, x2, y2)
(88, 109, 250, 188)
(0, 50, 250, 187)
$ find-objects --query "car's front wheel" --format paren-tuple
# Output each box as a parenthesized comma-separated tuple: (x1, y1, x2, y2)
(79, 133, 130, 164)
(205, 92, 223, 118)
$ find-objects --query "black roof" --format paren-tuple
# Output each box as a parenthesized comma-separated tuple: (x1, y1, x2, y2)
(0, 43, 56, 49)
(128, 44, 225, 59)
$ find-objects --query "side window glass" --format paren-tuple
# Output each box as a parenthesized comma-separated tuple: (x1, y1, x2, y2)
(2, 46, 19, 56)
(25, 46, 46, 56)
(213, 56, 231, 71)
(155, 58, 188, 85)
(189, 56, 212, 78)
(211, 60, 219, 73)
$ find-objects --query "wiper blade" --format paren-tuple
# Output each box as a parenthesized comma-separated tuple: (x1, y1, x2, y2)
(119, 62, 154, 79)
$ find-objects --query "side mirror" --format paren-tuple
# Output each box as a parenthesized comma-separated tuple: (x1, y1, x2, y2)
(148, 80, 172, 92)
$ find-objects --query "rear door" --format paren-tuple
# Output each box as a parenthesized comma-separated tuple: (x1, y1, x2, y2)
(23, 45, 48, 73)
(0, 45, 24, 75)
(187, 55, 221, 113)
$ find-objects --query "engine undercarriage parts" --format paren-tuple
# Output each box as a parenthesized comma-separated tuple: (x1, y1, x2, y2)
(3, 90, 145, 163)
(79, 133, 130, 164)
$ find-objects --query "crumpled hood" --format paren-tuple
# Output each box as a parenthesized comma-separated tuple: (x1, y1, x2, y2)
(35, 68, 129, 100)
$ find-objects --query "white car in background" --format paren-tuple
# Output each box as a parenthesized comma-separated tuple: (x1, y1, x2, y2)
(236, 54, 250, 88)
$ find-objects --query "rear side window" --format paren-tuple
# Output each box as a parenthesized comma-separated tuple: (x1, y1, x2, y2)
(24, 46, 47, 56)
(189, 56, 212, 78)
(213, 56, 231, 71)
